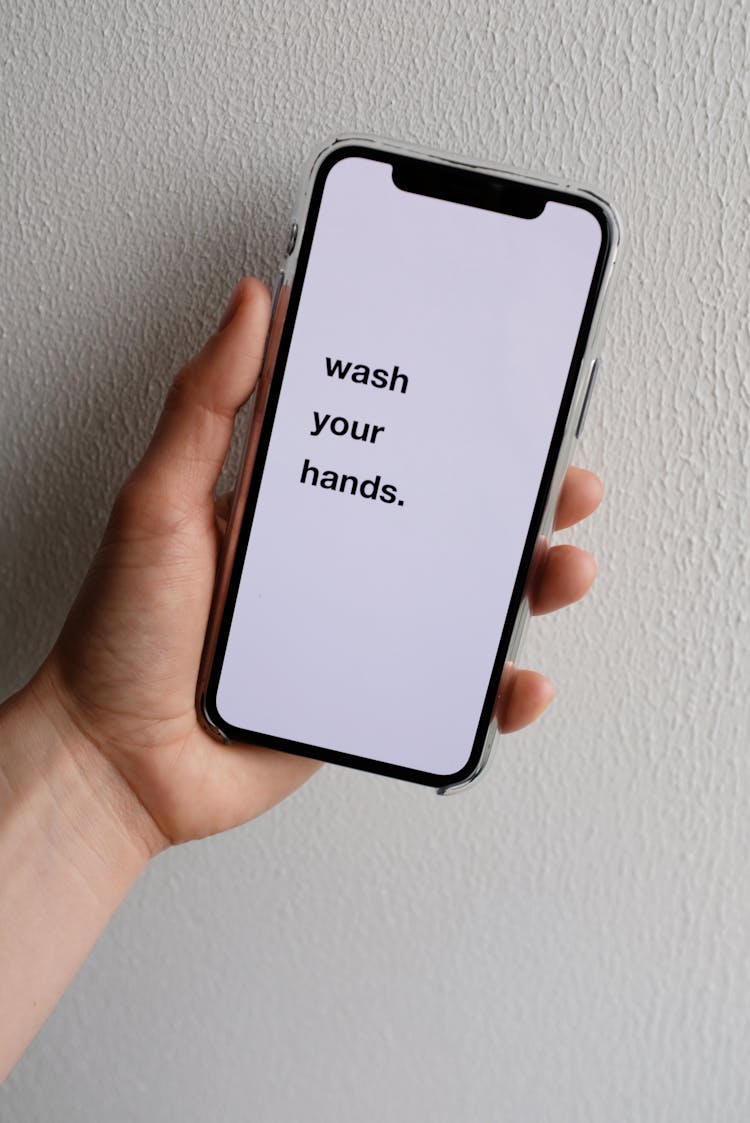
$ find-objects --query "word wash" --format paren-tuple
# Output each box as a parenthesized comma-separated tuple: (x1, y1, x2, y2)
(298, 355, 409, 507)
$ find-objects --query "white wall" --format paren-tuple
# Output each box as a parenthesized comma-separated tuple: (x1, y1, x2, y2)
(1, 1, 748, 1119)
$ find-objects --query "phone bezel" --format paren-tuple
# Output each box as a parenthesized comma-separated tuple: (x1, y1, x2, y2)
(200, 141, 618, 789)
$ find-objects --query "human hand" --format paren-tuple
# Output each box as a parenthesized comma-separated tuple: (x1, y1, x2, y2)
(31, 277, 601, 854)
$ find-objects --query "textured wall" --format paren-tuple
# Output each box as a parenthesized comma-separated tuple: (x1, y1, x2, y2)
(1, 1, 748, 1120)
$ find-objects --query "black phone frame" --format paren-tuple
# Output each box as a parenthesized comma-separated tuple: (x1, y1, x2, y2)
(202, 143, 615, 789)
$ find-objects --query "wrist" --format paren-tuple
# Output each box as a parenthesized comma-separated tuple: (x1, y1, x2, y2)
(1, 663, 167, 893)
(0, 665, 166, 1078)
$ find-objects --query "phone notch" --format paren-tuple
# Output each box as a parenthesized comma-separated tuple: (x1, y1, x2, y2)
(391, 159, 547, 220)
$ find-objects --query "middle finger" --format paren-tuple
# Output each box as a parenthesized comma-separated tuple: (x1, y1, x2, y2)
(529, 543, 597, 616)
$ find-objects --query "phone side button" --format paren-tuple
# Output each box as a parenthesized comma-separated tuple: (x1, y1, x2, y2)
(270, 269, 284, 315)
(575, 357, 599, 439)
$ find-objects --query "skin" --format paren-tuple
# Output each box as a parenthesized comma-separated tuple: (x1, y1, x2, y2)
(0, 277, 602, 1078)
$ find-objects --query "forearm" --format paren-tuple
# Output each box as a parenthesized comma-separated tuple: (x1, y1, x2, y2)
(0, 667, 155, 1080)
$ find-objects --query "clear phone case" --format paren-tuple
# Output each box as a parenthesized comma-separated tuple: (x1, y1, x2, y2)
(197, 134, 622, 794)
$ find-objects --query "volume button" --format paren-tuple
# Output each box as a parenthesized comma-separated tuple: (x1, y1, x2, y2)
(257, 271, 285, 367)
(270, 269, 284, 315)
(575, 357, 599, 439)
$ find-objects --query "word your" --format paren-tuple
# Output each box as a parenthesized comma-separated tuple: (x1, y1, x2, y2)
(325, 356, 409, 394)
(300, 458, 403, 506)
(310, 411, 385, 443)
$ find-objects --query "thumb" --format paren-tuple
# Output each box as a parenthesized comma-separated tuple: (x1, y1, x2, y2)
(138, 276, 271, 505)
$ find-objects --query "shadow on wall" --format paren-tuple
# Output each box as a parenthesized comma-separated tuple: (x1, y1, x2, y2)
(1, 201, 278, 696)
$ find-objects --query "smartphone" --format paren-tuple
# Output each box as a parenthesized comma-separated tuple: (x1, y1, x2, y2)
(198, 135, 620, 793)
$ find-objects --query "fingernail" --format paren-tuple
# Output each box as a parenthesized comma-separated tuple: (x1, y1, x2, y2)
(218, 279, 243, 331)
(582, 549, 598, 580)
(532, 682, 556, 724)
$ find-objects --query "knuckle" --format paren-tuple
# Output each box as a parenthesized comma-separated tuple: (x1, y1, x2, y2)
(110, 472, 189, 540)
(163, 362, 196, 413)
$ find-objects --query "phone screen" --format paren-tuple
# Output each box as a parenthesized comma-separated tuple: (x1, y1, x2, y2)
(209, 151, 605, 782)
